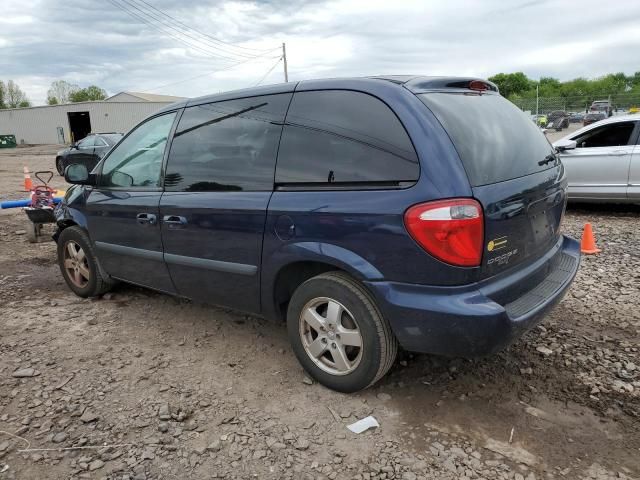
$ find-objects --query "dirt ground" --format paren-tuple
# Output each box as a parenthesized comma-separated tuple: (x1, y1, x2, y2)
(0, 145, 638, 480)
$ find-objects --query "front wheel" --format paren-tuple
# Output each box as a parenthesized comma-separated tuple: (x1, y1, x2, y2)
(287, 271, 397, 392)
(57, 226, 114, 297)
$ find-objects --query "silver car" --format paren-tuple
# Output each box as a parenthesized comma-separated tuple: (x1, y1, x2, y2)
(553, 114, 640, 202)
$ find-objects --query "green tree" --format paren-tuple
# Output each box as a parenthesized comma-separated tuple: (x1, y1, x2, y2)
(0, 81, 6, 109)
(5, 80, 29, 108)
(488, 72, 531, 98)
(69, 85, 107, 102)
(47, 80, 79, 104)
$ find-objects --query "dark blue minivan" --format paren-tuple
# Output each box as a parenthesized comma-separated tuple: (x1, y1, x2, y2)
(55, 76, 580, 392)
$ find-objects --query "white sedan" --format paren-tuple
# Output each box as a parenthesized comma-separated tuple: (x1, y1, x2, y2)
(553, 114, 640, 202)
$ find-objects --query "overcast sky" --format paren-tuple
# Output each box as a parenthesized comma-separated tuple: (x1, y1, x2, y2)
(2, 0, 640, 105)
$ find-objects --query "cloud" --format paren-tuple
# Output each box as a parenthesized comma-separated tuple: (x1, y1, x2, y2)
(0, 0, 639, 105)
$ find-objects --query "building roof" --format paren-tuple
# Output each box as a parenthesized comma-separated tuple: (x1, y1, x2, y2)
(106, 91, 186, 102)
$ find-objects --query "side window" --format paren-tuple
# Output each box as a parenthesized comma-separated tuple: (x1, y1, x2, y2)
(165, 94, 291, 191)
(572, 122, 636, 148)
(275, 90, 418, 185)
(101, 112, 176, 188)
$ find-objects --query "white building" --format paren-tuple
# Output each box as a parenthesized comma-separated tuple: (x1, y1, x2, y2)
(0, 92, 184, 145)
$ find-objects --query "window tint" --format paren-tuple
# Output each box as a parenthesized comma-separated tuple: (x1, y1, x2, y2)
(571, 122, 636, 148)
(165, 94, 291, 191)
(419, 92, 555, 186)
(101, 112, 176, 188)
(275, 90, 418, 185)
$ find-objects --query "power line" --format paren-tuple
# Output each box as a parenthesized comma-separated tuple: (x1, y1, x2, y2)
(146, 54, 282, 92)
(133, 0, 276, 55)
(107, 0, 233, 62)
(122, 0, 270, 60)
(107, 0, 262, 63)
(254, 57, 283, 87)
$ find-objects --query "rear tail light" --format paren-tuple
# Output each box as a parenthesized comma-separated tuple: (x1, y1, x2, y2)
(404, 199, 484, 267)
(469, 80, 489, 91)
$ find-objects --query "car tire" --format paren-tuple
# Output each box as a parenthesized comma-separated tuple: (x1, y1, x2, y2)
(287, 271, 397, 392)
(56, 157, 65, 176)
(57, 226, 114, 298)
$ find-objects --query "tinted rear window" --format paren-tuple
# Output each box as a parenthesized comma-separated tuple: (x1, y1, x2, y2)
(275, 90, 419, 186)
(418, 93, 555, 186)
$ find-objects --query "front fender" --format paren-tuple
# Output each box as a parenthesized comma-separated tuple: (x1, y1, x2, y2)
(53, 185, 89, 241)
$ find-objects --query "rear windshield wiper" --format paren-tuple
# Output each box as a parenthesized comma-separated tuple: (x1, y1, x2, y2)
(538, 154, 557, 166)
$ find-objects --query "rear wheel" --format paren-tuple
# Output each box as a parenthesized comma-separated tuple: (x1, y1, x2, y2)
(287, 271, 397, 392)
(57, 226, 113, 297)
(56, 157, 65, 176)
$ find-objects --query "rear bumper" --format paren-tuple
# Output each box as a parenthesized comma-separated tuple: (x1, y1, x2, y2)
(365, 235, 580, 357)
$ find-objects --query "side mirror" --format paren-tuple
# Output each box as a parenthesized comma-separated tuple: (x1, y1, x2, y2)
(70, 143, 78, 150)
(553, 139, 577, 152)
(64, 163, 93, 185)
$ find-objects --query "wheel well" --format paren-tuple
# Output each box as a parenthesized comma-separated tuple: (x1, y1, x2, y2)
(273, 261, 346, 321)
(57, 219, 77, 230)
(53, 219, 78, 243)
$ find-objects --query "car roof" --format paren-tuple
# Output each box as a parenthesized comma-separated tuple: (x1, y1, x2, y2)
(154, 75, 500, 114)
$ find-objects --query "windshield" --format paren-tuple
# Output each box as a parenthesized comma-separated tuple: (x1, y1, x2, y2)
(418, 92, 555, 186)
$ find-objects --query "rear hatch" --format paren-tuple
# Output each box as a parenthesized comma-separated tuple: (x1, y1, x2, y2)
(416, 88, 567, 279)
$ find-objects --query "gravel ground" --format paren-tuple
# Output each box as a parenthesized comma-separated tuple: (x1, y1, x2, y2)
(0, 146, 638, 480)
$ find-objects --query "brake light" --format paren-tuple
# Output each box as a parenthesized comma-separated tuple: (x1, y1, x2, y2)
(469, 80, 489, 91)
(404, 199, 484, 267)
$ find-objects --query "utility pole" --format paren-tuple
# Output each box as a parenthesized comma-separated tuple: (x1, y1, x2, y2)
(282, 42, 289, 83)
(536, 84, 539, 117)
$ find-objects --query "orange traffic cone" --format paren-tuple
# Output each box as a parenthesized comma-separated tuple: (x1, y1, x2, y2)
(23, 166, 32, 192)
(580, 223, 601, 254)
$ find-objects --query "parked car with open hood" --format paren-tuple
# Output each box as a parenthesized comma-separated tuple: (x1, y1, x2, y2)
(54, 76, 579, 392)
(547, 110, 569, 129)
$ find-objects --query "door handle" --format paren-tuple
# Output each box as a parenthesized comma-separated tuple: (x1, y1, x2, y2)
(612, 150, 629, 156)
(136, 213, 157, 225)
(163, 215, 188, 227)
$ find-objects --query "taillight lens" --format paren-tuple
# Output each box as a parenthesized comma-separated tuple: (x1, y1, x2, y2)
(469, 80, 489, 91)
(404, 199, 484, 267)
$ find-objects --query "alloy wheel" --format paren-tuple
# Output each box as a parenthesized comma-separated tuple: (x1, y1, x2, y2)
(63, 240, 90, 288)
(299, 297, 363, 376)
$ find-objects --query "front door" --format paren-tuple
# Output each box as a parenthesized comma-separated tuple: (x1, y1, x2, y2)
(159, 94, 291, 313)
(86, 111, 178, 293)
(560, 120, 637, 201)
